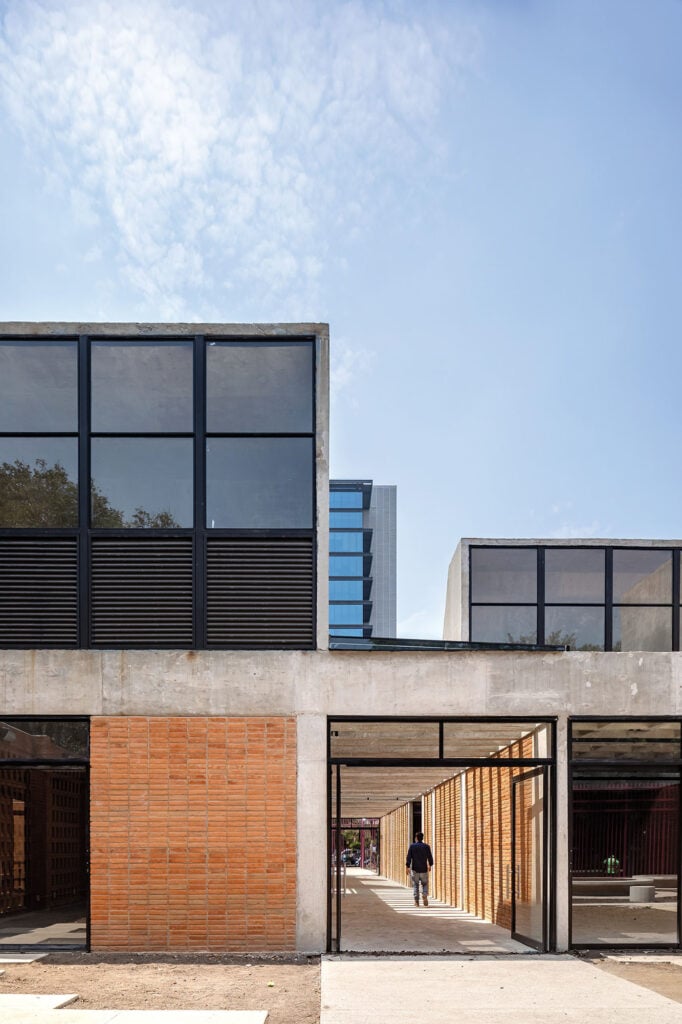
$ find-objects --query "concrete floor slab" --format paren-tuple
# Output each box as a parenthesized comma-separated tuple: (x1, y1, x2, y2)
(0, 995, 78, 1008)
(339, 868, 527, 953)
(321, 955, 682, 1024)
(0, 1012, 267, 1024)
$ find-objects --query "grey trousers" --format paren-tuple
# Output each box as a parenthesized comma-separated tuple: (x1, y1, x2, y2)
(411, 870, 429, 899)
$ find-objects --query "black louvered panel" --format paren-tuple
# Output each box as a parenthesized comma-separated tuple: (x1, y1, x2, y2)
(207, 538, 315, 647)
(0, 538, 78, 646)
(91, 538, 193, 647)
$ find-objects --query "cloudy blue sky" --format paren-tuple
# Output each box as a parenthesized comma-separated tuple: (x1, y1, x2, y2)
(1, 0, 681, 637)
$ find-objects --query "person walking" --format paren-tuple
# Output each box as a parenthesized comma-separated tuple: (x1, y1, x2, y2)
(406, 831, 433, 907)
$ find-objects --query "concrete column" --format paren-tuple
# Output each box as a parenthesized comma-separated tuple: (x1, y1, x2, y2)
(555, 715, 570, 951)
(296, 712, 327, 951)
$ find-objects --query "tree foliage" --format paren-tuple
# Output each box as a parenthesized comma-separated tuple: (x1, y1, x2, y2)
(0, 458, 179, 528)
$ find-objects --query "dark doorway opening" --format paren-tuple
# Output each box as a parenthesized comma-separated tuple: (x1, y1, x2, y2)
(328, 716, 555, 954)
(0, 718, 89, 950)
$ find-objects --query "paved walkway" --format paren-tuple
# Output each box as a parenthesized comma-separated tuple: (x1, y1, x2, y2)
(339, 868, 526, 953)
(321, 954, 682, 1024)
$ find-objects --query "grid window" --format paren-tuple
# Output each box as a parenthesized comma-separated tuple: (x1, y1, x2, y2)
(329, 531, 365, 553)
(470, 545, 681, 650)
(330, 491, 363, 509)
(330, 604, 364, 625)
(329, 580, 364, 601)
(330, 511, 363, 528)
(0, 333, 317, 650)
(330, 555, 364, 576)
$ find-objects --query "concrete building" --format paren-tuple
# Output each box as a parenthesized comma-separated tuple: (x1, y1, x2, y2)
(329, 479, 397, 639)
(0, 323, 680, 957)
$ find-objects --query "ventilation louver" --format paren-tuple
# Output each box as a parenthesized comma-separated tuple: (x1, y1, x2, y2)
(0, 538, 78, 646)
(207, 537, 314, 647)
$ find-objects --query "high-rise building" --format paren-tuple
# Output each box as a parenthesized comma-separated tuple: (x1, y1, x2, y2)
(329, 479, 396, 638)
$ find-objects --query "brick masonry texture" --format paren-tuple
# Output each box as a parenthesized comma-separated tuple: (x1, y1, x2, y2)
(90, 716, 297, 951)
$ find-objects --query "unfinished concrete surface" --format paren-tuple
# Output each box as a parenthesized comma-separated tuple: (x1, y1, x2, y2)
(320, 955, 682, 1024)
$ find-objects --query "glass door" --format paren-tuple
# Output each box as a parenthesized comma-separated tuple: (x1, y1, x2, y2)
(511, 767, 548, 950)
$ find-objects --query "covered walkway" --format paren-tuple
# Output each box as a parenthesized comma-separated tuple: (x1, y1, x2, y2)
(338, 868, 527, 953)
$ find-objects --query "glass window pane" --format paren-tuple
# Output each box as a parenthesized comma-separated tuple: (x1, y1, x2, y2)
(330, 721, 439, 758)
(0, 341, 77, 432)
(613, 549, 672, 604)
(442, 721, 551, 759)
(545, 548, 605, 603)
(0, 438, 78, 526)
(206, 437, 312, 528)
(91, 341, 193, 432)
(330, 556, 364, 576)
(470, 605, 537, 644)
(329, 580, 364, 601)
(572, 720, 681, 761)
(571, 774, 679, 945)
(330, 511, 363, 528)
(330, 491, 363, 508)
(613, 607, 672, 652)
(330, 627, 364, 637)
(470, 547, 537, 603)
(91, 438, 193, 527)
(545, 606, 604, 650)
(329, 531, 365, 553)
(330, 604, 364, 624)
(0, 719, 88, 758)
(207, 341, 313, 432)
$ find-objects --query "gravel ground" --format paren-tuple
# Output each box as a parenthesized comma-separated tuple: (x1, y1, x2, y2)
(0, 953, 321, 1023)
(582, 955, 682, 1004)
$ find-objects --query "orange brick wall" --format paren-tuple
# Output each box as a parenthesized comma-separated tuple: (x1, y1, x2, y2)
(90, 716, 297, 951)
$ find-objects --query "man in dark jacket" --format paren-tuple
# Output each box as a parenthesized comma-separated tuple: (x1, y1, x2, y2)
(406, 832, 434, 907)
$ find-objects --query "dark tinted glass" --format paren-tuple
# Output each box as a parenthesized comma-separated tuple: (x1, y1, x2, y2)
(613, 607, 672, 652)
(0, 341, 77, 431)
(545, 548, 605, 603)
(572, 720, 681, 761)
(91, 341, 193, 432)
(330, 491, 363, 508)
(0, 438, 78, 526)
(470, 547, 537, 603)
(330, 604, 364, 624)
(545, 606, 604, 650)
(206, 437, 312, 528)
(206, 341, 313, 432)
(0, 719, 88, 758)
(470, 605, 537, 644)
(330, 556, 363, 576)
(613, 549, 672, 604)
(91, 438, 193, 527)
(329, 580, 364, 601)
(330, 511, 363, 528)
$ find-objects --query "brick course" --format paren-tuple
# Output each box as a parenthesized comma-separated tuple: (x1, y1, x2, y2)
(90, 716, 297, 951)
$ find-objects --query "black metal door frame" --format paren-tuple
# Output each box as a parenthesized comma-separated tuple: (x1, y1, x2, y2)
(511, 766, 549, 951)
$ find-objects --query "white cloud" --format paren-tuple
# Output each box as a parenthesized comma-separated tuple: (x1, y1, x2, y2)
(330, 341, 375, 400)
(0, 0, 478, 317)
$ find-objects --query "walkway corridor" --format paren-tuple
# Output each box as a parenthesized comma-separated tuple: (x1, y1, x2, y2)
(338, 868, 528, 953)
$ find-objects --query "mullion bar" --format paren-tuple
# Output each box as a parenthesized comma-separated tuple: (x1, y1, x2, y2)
(194, 335, 206, 649)
(78, 336, 90, 647)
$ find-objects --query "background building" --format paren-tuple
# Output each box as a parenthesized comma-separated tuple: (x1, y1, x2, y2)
(329, 479, 396, 638)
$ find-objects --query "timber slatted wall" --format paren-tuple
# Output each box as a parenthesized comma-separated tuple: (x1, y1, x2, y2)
(379, 802, 411, 886)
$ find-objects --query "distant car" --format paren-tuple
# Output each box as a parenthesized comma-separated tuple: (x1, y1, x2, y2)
(341, 850, 359, 866)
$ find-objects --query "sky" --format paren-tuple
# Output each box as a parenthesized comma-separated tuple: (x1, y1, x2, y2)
(1, 0, 682, 638)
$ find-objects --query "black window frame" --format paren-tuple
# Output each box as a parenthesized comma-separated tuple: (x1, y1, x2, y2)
(0, 334, 317, 651)
(469, 545, 682, 651)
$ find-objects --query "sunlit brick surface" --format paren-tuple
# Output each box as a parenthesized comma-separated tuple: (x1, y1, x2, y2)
(90, 716, 296, 950)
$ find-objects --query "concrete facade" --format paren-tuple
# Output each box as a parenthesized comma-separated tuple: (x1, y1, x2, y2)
(2, 645, 681, 950)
